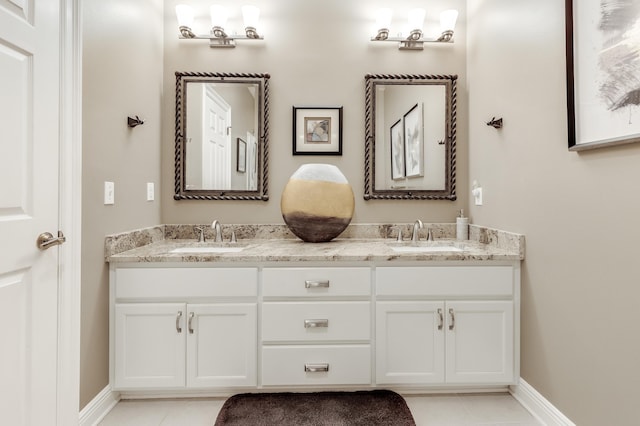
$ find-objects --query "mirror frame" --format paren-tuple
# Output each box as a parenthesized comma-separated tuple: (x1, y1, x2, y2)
(174, 71, 270, 201)
(364, 73, 457, 201)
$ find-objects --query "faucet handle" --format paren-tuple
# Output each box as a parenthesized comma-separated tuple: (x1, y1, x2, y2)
(193, 226, 205, 243)
(230, 230, 237, 243)
(426, 228, 434, 241)
(396, 228, 403, 242)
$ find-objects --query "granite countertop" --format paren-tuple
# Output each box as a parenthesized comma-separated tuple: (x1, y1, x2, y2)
(105, 224, 525, 263)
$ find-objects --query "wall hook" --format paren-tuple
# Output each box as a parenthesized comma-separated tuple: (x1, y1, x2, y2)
(127, 116, 145, 128)
(486, 117, 503, 129)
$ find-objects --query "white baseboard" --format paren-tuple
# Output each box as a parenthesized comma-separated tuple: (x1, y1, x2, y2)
(510, 379, 575, 426)
(79, 386, 120, 426)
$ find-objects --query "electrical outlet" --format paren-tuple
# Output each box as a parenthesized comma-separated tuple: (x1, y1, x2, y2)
(146, 182, 155, 201)
(104, 181, 115, 205)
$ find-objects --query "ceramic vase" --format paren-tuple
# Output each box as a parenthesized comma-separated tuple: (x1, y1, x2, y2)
(280, 164, 355, 243)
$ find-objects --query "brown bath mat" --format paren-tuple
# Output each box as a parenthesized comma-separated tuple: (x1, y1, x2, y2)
(214, 389, 416, 426)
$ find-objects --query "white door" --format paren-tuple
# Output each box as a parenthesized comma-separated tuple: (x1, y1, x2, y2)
(187, 303, 257, 388)
(445, 301, 514, 384)
(0, 1, 62, 425)
(375, 301, 445, 384)
(113, 303, 186, 389)
(202, 86, 231, 189)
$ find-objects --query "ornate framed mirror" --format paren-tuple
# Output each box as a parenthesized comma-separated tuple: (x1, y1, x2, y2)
(174, 72, 270, 200)
(364, 74, 457, 200)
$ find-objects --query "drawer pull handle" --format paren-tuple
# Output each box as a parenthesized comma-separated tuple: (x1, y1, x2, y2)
(305, 280, 330, 289)
(304, 363, 329, 373)
(188, 312, 195, 334)
(304, 319, 329, 328)
(176, 311, 183, 333)
(437, 308, 443, 331)
(448, 308, 455, 331)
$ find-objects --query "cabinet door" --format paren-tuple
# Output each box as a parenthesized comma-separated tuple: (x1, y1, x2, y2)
(445, 301, 514, 384)
(186, 303, 257, 388)
(114, 303, 186, 389)
(376, 301, 445, 384)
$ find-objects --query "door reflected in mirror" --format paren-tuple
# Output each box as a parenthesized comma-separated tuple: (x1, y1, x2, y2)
(175, 72, 269, 201)
(364, 74, 457, 200)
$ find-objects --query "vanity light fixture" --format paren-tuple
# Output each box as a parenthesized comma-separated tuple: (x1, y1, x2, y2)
(175, 4, 263, 48)
(372, 8, 458, 50)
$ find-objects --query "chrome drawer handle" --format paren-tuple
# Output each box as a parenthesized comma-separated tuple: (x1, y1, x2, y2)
(188, 312, 195, 334)
(305, 280, 330, 289)
(304, 363, 329, 373)
(176, 311, 183, 333)
(448, 308, 455, 331)
(304, 319, 329, 328)
(437, 308, 443, 331)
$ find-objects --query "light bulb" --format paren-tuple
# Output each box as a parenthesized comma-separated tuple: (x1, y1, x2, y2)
(175, 4, 194, 28)
(242, 5, 260, 29)
(407, 8, 426, 31)
(440, 9, 458, 32)
(375, 8, 392, 30)
(210, 4, 228, 29)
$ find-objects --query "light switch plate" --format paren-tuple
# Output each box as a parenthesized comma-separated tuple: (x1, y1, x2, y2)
(146, 182, 155, 201)
(104, 181, 115, 205)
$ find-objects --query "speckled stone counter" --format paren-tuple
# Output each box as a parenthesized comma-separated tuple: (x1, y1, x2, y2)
(105, 223, 524, 263)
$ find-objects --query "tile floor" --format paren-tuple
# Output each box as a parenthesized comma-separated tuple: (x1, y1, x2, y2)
(99, 392, 542, 426)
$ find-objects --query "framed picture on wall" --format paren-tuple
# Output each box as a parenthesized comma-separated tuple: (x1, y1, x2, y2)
(403, 103, 424, 177)
(237, 138, 246, 173)
(292, 106, 343, 155)
(390, 118, 405, 180)
(566, 0, 640, 151)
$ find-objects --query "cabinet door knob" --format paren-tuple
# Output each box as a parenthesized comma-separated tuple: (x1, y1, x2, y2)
(188, 312, 195, 334)
(304, 363, 329, 373)
(304, 319, 329, 328)
(448, 308, 455, 330)
(437, 308, 443, 330)
(305, 280, 330, 289)
(176, 311, 183, 333)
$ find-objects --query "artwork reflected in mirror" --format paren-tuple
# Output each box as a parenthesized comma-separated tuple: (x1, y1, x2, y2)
(364, 74, 457, 200)
(175, 72, 269, 201)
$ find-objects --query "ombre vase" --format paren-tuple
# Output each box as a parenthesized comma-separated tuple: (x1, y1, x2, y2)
(280, 164, 355, 243)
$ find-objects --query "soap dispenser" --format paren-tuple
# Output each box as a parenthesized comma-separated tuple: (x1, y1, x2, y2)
(456, 209, 469, 240)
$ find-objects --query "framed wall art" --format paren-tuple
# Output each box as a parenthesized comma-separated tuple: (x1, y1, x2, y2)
(390, 118, 405, 180)
(403, 103, 424, 177)
(292, 106, 343, 155)
(566, 0, 640, 151)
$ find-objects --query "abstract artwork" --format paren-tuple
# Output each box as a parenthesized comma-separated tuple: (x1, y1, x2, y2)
(567, 0, 640, 150)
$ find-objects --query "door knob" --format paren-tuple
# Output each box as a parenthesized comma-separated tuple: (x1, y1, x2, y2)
(37, 231, 66, 250)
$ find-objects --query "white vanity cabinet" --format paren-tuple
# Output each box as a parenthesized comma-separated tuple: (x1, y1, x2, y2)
(260, 267, 372, 387)
(375, 265, 518, 386)
(110, 266, 258, 390)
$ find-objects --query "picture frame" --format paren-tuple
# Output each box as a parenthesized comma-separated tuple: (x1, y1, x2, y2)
(566, 0, 640, 151)
(292, 106, 343, 155)
(403, 103, 424, 177)
(236, 137, 246, 173)
(390, 118, 405, 180)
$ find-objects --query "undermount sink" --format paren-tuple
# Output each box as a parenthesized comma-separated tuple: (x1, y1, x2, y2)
(170, 246, 245, 254)
(388, 244, 464, 253)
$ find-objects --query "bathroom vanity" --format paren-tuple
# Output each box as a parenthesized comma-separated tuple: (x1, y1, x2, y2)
(106, 224, 523, 397)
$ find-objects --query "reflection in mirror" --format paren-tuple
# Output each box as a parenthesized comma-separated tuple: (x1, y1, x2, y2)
(364, 74, 457, 200)
(175, 72, 270, 200)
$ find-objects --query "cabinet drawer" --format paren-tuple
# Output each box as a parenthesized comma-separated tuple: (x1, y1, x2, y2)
(115, 267, 258, 299)
(262, 268, 370, 298)
(376, 266, 513, 297)
(262, 302, 370, 342)
(261, 345, 371, 386)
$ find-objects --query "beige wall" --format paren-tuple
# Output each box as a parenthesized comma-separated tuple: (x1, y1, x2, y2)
(81, 0, 163, 409)
(161, 0, 468, 224)
(468, 1, 640, 425)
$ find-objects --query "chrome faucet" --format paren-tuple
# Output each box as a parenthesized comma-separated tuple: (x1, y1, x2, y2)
(411, 219, 423, 242)
(211, 220, 223, 242)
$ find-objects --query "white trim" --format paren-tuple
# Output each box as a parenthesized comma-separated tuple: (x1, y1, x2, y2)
(510, 378, 576, 426)
(57, 0, 83, 424)
(79, 386, 121, 426)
